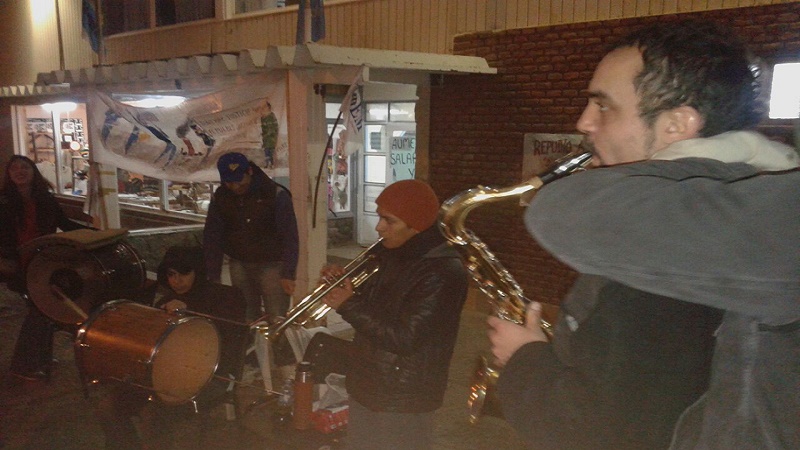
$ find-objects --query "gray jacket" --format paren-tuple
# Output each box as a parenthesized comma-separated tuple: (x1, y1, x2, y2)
(526, 157, 799, 449)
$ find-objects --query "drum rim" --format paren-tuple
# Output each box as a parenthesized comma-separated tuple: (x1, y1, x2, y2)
(74, 299, 222, 405)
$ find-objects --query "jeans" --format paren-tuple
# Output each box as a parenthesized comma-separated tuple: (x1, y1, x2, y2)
(228, 259, 289, 322)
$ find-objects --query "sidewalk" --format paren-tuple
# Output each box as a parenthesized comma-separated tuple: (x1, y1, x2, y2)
(0, 284, 526, 449)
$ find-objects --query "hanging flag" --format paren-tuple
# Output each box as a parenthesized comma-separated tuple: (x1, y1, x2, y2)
(82, 0, 101, 54)
(295, 0, 306, 44)
(338, 70, 364, 156)
(296, 0, 326, 44)
(311, 0, 326, 42)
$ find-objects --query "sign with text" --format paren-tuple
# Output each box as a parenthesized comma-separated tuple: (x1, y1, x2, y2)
(390, 134, 416, 181)
(522, 133, 583, 179)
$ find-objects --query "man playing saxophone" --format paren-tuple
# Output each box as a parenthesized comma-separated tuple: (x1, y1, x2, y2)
(321, 180, 468, 450)
(485, 20, 800, 450)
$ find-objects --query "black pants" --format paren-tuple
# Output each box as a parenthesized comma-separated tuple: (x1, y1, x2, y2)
(9, 298, 55, 377)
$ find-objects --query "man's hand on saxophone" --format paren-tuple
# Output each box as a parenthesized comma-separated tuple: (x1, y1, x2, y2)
(487, 302, 548, 367)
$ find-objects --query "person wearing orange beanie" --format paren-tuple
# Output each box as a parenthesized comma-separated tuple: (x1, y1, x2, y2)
(374, 179, 440, 233)
(321, 179, 468, 450)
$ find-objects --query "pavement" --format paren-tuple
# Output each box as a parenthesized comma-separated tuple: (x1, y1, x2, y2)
(0, 283, 528, 450)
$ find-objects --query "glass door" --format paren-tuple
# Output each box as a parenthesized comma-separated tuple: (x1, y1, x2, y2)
(357, 102, 416, 245)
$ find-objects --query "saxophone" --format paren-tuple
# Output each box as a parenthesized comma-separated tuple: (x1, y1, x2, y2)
(438, 151, 592, 424)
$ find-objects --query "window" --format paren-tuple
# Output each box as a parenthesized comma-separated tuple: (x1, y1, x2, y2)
(365, 102, 416, 123)
(101, 0, 215, 35)
(769, 63, 800, 119)
(236, 0, 296, 15)
(117, 168, 217, 216)
(20, 103, 90, 197)
(364, 101, 417, 183)
(101, 0, 150, 35)
(326, 101, 354, 215)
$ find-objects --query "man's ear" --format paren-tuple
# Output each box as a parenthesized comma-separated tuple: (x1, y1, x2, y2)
(662, 106, 704, 143)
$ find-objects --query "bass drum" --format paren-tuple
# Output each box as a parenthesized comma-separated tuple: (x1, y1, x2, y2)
(26, 240, 146, 325)
(75, 300, 221, 405)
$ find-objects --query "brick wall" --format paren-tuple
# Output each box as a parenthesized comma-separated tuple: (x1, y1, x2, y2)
(430, 3, 800, 305)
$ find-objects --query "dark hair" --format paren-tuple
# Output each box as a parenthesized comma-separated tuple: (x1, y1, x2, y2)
(612, 20, 765, 137)
(1, 155, 56, 226)
(156, 245, 206, 289)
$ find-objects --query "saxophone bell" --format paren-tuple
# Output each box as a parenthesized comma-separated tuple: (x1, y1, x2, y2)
(256, 238, 383, 341)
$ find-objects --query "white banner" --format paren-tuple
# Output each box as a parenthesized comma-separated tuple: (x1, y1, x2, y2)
(338, 70, 364, 157)
(88, 73, 288, 182)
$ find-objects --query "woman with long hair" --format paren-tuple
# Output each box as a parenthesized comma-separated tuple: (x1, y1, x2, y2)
(0, 155, 89, 381)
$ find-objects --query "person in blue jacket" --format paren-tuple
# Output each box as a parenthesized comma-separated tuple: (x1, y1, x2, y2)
(203, 152, 299, 323)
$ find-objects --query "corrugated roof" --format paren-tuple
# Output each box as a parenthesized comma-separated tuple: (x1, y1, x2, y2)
(0, 44, 495, 97)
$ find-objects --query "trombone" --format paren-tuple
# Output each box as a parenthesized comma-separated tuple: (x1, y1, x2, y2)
(256, 238, 384, 341)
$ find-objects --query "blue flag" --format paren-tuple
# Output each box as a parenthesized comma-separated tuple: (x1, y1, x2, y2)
(311, 0, 326, 42)
(82, 0, 101, 53)
(296, 0, 325, 44)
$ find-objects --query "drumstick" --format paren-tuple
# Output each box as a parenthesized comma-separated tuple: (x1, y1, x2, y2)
(49, 285, 89, 320)
(179, 309, 251, 328)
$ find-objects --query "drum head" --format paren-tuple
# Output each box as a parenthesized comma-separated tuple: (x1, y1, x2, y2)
(75, 301, 221, 405)
(152, 318, 220, 405)
(26, 243, 144, 325)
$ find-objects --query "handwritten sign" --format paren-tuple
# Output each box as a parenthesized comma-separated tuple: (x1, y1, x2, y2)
(390, 135, 416, 181)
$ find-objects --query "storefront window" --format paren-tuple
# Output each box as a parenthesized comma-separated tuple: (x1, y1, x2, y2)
(365, 102, 415, 123)
(326, 102, 354, 215)
(116, 169, 161, 206)
(16, 100, 219, 221)
(366, 104, 388, 122)
(388, 102, 415, 122)
(21, 103, 90, 197)
(116, 169, 216, 216)
(166, 180, 216, 214)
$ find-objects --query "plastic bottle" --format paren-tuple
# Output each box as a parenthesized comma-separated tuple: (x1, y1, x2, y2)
(292, 361, 314, 430)
(272, 378, 293, 427)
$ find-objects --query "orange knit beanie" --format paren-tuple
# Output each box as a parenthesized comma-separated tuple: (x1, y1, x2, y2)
(375, 180, 440, 231)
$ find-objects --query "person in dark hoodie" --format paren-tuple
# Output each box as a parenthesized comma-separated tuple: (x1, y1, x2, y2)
(94, 245, 248, 450)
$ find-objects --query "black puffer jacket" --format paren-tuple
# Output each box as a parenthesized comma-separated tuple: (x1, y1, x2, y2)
(337, 226, 468, 413)
(498, 276, 721, 449)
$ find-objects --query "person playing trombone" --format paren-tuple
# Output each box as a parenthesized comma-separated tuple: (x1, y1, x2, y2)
(321, 179, 468, 450)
